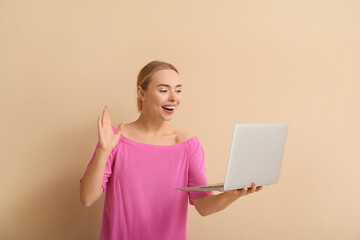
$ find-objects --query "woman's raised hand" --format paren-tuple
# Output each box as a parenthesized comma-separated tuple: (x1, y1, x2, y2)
(97, 106, 124, 153)
(223, 182, 263, 198)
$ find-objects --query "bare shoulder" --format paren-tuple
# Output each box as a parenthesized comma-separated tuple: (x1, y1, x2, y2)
(175, 129, 195, 144)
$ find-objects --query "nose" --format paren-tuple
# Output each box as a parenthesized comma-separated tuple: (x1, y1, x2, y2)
(168, 90, 176, 102)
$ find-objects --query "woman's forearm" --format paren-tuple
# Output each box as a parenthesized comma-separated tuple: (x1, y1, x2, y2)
(196, 183, 263, 216)
(80, 148, 110, 207)
(196, 193, 239, 216)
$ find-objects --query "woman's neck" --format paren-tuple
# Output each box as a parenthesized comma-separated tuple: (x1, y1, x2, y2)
(133, 115, 172, 137)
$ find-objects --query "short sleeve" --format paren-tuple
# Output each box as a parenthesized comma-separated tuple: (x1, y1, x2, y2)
(187, 137, 214, 205)
(80, 125, 120, 191)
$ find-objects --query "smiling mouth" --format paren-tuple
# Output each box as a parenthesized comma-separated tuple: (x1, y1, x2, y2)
(162, 106, 175, 110)
(162, 106, 175, 113)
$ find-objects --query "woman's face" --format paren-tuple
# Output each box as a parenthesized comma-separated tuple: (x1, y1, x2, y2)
(138, 69, 182, 120)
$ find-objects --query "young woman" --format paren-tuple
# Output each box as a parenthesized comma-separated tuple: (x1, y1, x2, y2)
(80, 60, 263, 239)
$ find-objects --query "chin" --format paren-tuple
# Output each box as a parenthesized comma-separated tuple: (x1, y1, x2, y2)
(161, 115, 173, 121)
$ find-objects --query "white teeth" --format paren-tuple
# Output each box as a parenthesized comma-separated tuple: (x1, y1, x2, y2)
(163, 106, 175, 110)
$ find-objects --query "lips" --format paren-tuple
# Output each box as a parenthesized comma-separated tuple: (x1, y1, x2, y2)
(162, 105, 176, 110)
(162, 106, 175, 114)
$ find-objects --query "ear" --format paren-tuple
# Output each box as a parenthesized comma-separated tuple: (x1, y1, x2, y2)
(137, 86, 145, 100)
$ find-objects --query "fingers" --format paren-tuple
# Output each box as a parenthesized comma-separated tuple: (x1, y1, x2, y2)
(249, 182, 264, 193)
(98, 113, 102, 130)
(100, 106, 106, 128)
(233, 187, 247, 197)
(238, 182, 262, 195)
(98, 105, 111, 131)
(227, 183, 264, 197)
(102, 105, 112, 127)
(102, 106, 107, 126)
(249, 182, 257, 193)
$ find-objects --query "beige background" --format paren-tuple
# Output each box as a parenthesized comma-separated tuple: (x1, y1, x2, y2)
(1, 0, 359, 239)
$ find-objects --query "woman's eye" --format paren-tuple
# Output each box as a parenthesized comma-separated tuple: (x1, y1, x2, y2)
(160, 90, 182, 93)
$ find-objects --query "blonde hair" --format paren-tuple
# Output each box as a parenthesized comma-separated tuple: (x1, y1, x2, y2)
(136, 60, 179, 112)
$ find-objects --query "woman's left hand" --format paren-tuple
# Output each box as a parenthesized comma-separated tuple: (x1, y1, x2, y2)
(223, 182, 263, 199)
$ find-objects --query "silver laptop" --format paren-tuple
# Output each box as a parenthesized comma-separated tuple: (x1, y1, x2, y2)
(174, 124, 289, 192)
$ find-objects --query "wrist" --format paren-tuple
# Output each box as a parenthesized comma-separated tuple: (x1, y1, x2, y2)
(97, 148, 112, 158)
(223, 191, 242, 201)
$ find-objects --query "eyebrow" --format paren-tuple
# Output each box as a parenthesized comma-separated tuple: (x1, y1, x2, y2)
(157, 84, 182, 87)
